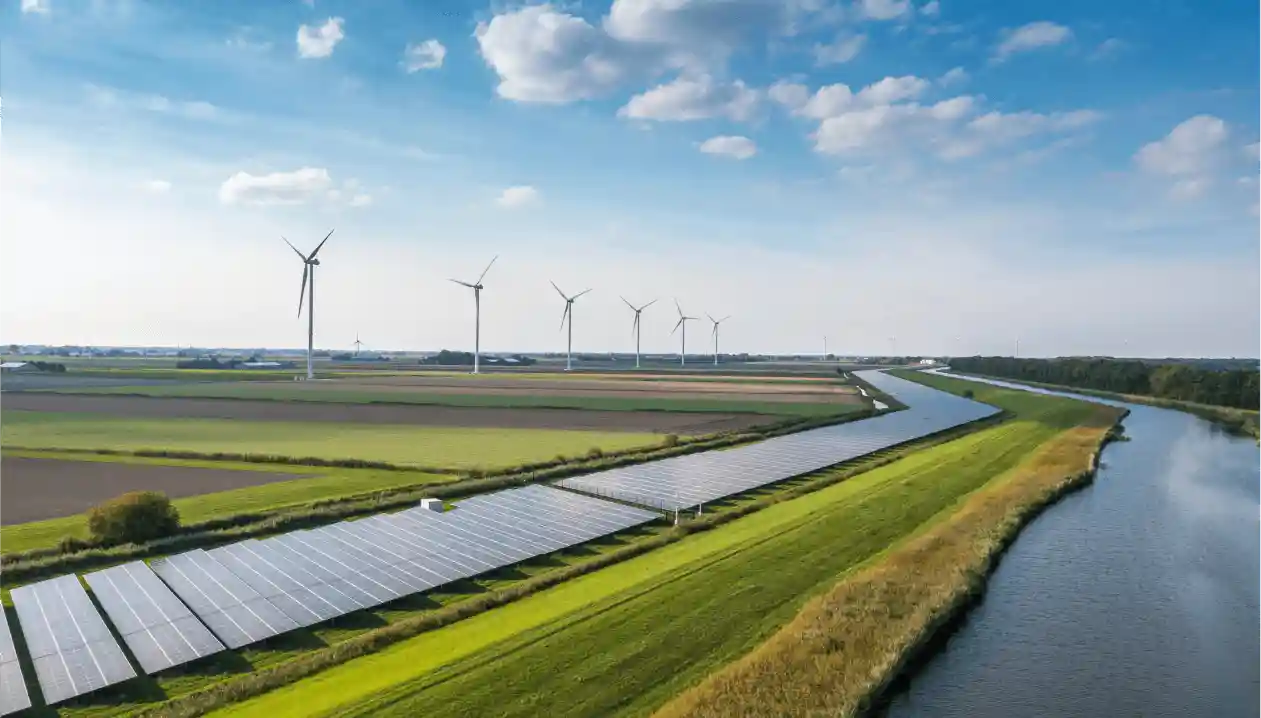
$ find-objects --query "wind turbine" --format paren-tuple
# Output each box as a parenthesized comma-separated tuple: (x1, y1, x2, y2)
(621, 297, 658, 369)
(353, 334, 363, 357)
(283, 229, 334, 380)
(552, 281, 592, 372)
(449, 255, 498, 374)
(672, 300, 698, 367)
(707, 314, 730, 366)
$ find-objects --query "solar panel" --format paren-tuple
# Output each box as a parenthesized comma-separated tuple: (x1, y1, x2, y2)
(205, 542, 348, 627)
(0, 607, 32, 716)
(83, 561, 225, 675)
(555, 370, 1001, 510)
(148, 550, 300, 649)
(9, 574, 137, 705)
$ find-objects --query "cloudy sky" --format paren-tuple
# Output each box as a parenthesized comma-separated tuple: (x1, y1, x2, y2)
(2, 0, 1257, 357)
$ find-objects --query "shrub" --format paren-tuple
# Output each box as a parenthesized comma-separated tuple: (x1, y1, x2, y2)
(87, 491, 181, 545)
(585, 447, 605, 460)
(961, 389, 974, 399)
(663, 434, 681, 448)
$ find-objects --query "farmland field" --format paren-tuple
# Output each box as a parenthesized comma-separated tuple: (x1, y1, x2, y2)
(202, 377, 1103, 718)
(1, 394, 771, 434)
(1, 411, 665, 469)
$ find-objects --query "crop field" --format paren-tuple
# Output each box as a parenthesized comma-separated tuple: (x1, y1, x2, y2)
(1, 411, 664, 470)
(2, 394, 771, 435)
(160, 378, 1099, 718)
(0, 453, 453, 555)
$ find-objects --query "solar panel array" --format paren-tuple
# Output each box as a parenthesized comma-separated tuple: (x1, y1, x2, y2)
(84, 561, 226, 674)
(9, 574, 137, 706)
(147, 485, 657, 651)
(0, 608, 31, 716)
(555, 370, 1000, 510)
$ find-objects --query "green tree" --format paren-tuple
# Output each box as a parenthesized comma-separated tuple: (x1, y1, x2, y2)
(87, 491, 181, 545)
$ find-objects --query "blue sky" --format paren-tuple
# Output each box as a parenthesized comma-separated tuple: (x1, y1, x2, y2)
(2, 0, 1258, 357)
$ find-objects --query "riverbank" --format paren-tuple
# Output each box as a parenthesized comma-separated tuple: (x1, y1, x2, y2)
(653, 373, 1124, 718)
(949, 370, 1258, 440)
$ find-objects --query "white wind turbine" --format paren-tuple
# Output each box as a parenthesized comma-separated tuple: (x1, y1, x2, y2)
(353, 334, 363, 357)
(552, 281, 592, 372)
(707, 313, 731, 365)
(282, 229, 334, 380)
(621, 296, 658, 369)
(449, 255, 499, 374)
(672, 300, 699, 367)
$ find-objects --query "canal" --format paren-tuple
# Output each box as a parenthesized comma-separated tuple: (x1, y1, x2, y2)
(886, 374, 1260, 718)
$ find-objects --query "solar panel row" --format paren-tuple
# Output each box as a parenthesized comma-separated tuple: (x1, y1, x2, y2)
(555, 370, 1001, 510)
(84, 562, 226, 674)
(153, 485, 659, 652)
(9, 574, 136, 706)
(0, 608, 31, 716)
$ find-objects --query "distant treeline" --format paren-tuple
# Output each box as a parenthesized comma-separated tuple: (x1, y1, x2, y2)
(419, 350, 537, 366)
(950, 356, 1260, 410)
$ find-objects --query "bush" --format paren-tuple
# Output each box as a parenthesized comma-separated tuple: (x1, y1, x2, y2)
(87, 491, 181, 545)
(961, 389, 974, 399)
(663, 434, 681, 448)
(585, 447, 605, 460)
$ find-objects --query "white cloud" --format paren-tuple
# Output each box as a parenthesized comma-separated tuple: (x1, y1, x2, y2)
(813, 34, 866, 66)
(1089, 37, 1126, 60)
(919, 1, 940, 17)
(993, 21, 1072, 62)
(85, 84, 223, 122)
(768, 80, 811, 112)
(1243, 142, 1260, 162)
(496, 185, 540, 208)
(142, 180, 172, 194)
(938, 66, 968, 87)
(698, 135, 758, 159)
(403, 39, 447, 72)
(218, 167, 334, 206)
(604, 0, 799, 63)
(860, 0, 911, 21)
(20, 0, 50, 14)
(856, 75, 930, 105)
(297, 17, 345, 59)
(1134, 115, 1231, 201)
(619, 75, 759, 122)
(348, 193, 373, 207)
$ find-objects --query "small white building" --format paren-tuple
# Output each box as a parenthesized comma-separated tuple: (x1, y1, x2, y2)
(0, 362, 35, 373)
(418, 498, 445, 513)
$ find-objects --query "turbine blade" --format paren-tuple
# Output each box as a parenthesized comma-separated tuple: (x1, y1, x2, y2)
(297, 264, 309, 317)
(559, 302, 570, 331)
(721, 315, 731, 323)
(573, 288, 592, 300)
(672, 317, 683, 335)
(449, 278, 475, 288)
(707, 313, 716, 323)
(309, 229, 335, 260)
(674, 299, 683, 317)
(642, 298, 658, 311)
(550, 281, 567, 300)
(281, 236, 306, 261)
(476, 255, 498, 285)
(621, 296, 636, 311)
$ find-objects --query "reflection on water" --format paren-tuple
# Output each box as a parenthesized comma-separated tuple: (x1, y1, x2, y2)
(886, 377, 1260, 718)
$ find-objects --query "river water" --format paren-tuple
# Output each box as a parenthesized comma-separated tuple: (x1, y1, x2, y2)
(886, 374, 1260, 718)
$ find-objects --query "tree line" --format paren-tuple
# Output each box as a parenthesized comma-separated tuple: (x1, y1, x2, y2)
(949, 356, 1259, 411)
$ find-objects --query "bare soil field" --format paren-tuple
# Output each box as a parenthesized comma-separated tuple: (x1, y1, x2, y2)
(0, 374, 184, 392)
(325, 375, 862, 404)
(0, 455, 311, 524)
(2, 394, 772, 434)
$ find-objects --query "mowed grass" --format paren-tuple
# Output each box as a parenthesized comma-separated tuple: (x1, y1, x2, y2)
(1, 411, 663, 469)
(211, 383, 1097, 718)
(0, 453, 453, 555)
(50, 382, 854, 416)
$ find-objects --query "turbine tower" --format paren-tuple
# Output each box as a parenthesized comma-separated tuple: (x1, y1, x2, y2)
(707, 314, 731, 366)
(552, 281, 592, 372)
(353, 335, 362, 357)
(621, 296, 657, 369)
(283, 229, 334, 380)
(672, 300, 698, 367)
(449, 255, 499, 374)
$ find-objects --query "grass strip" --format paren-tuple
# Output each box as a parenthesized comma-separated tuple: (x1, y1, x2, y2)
(652, 399, 1123, 717)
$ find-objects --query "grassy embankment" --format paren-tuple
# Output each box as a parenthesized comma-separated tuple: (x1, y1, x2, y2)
(193, 377, 1108, 718)
(949, 370, 1258, 439)
(653, 370, 1123, 717)
(1, 411, 663, 469)
(43, 382, 857, 417)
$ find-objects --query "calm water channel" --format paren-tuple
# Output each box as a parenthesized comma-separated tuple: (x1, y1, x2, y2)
(886, 375, 1260, 718)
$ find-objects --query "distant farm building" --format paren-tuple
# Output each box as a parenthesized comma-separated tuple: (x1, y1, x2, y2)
(0, 362, 35, 373)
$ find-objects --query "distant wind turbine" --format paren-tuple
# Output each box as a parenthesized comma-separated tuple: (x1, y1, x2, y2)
(672, 300, 699, 367)
(707, 314, 731, 366)
(282, 229, 334, 380)
(552, 281, 592, 372)
(621, 296, 658, 369)
(353, 335, 362, 357)
(449, 255, 499, 374)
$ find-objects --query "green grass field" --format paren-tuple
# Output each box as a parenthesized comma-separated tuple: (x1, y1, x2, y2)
(46, 382, 856, 416)
(1, 411, 663, 470)
(208, 380, 1096, 718)
(0, 453, 454, 555)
